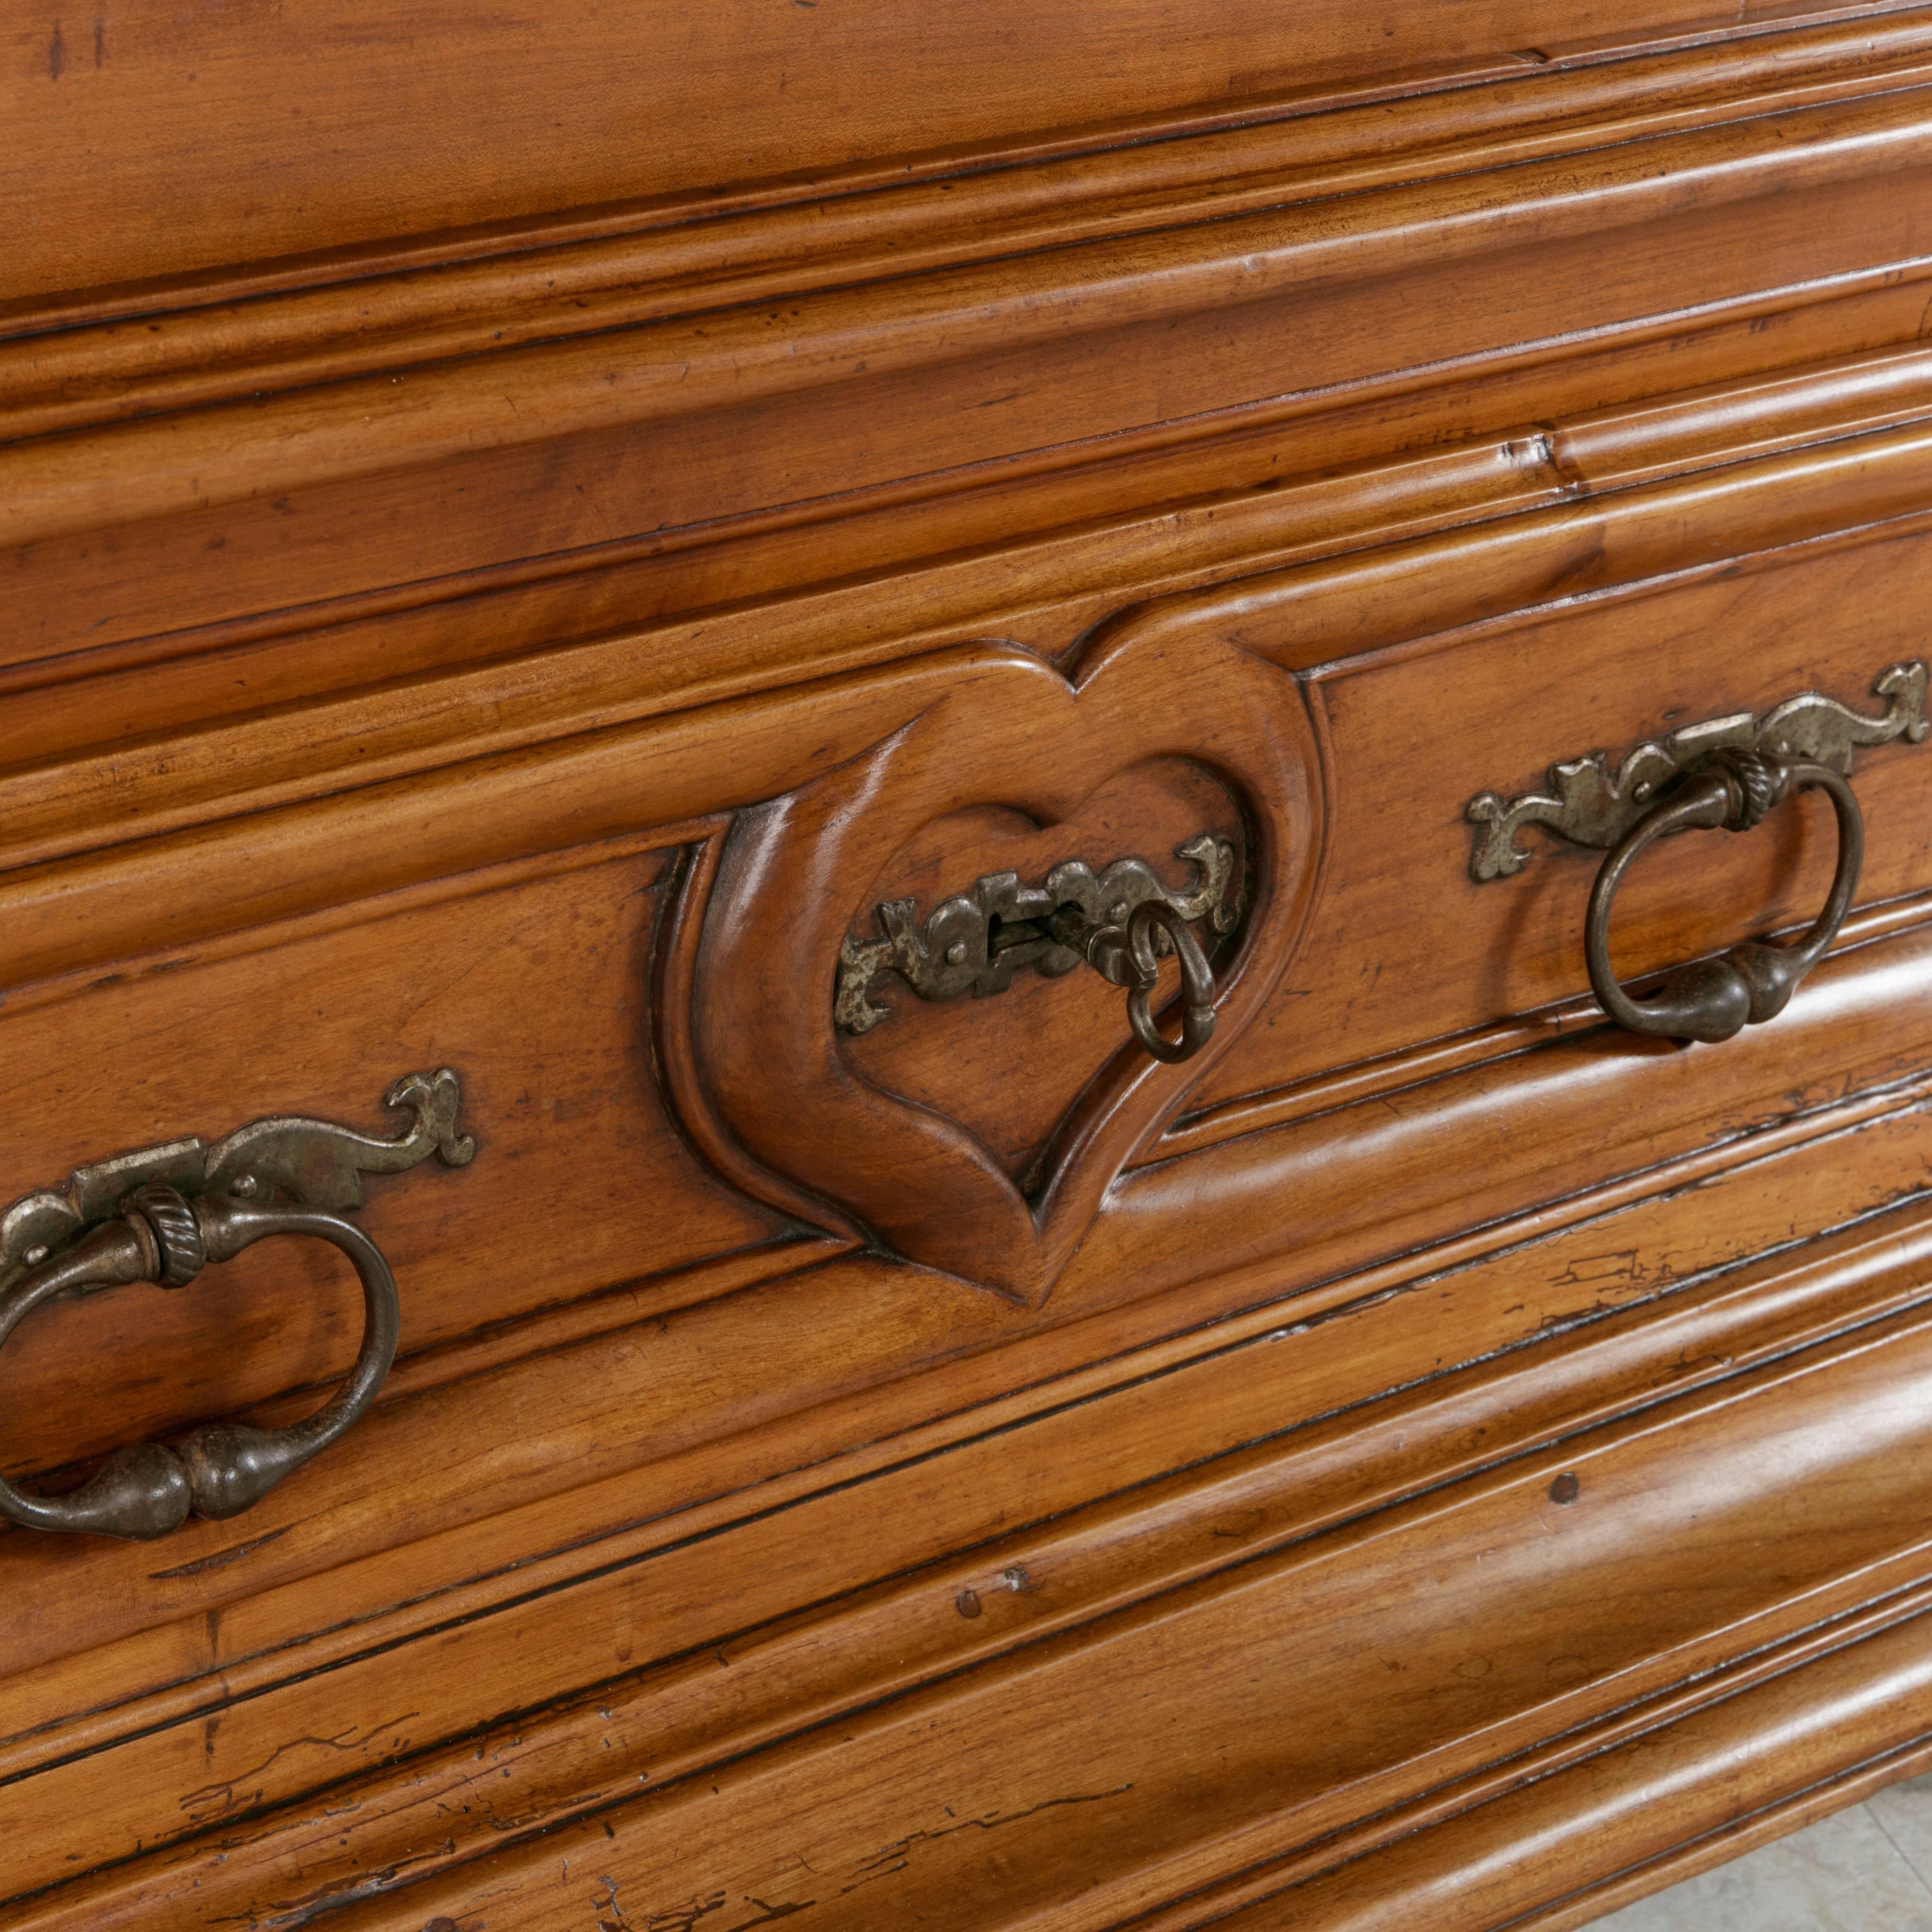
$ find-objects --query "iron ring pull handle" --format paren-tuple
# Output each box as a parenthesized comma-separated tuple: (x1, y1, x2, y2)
(1584, 749, 1863, 1044)
(0, 1185, 399, 1541)
(1081, 899, 1218, 1064)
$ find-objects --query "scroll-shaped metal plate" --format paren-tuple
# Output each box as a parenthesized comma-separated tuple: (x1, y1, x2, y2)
(1465, 661, 1928, 882)
(0, 1068, 474, 1297)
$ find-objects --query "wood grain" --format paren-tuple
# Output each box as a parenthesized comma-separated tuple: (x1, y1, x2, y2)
(11, 78, 1932, 567)
(3, 267, 1928, 741)
(8, 13, 1930, 438)
(241, 1249, 1932, 1930)
(689, 628, 1323, 1301)
(12, 8, 1932, 1924)
(2, 3, 1890, 312)
(4, 900, 1932, 1912)
(6, 1037, 1932, 1921)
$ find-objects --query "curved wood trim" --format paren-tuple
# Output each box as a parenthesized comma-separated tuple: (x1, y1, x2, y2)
(650, 834, 869, 1248)
(7, 11, 1928, 411)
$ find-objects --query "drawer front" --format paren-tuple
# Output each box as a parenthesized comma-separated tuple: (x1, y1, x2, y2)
(0, 844, 792, 1500)
(1180, 500, 1932, 1119)
(2, 422, 1928, 1582)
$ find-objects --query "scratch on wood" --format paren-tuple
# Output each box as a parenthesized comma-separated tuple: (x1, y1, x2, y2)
(148, 1523, 293, 1580)
(849, 1782, 1134, 1884)
(1546, 1250, 1643, 1291)
(632, 1788, 1131, 1929)
(636, 1883, 723, 1931)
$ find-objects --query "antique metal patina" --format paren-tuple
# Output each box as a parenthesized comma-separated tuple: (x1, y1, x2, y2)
(0, 1069, 474, 1540)
(1465, 660, 1928, 881)
(1583, 747, 1863, 1043)
(835, 834, 1237, 1063)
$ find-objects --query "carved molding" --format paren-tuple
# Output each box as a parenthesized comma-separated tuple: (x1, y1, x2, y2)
(657, 637, 1326, 1306)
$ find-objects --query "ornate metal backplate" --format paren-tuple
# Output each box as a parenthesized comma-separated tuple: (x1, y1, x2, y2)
(835, 833, 1239, 1034)
(1465, 661, 1928, 881)
(0, 1067, 475, 1295)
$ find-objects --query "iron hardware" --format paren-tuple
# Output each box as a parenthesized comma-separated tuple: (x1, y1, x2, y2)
(1465, 661, 1928, 1042)
(1585, 749, 1861, 1043)
(1465, 661, 1926, 882)
(0, 1069, 474, 1540)
(835, 834, 1237, 1065)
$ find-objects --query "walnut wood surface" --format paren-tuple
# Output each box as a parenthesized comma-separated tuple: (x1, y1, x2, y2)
(1, 2, 1885, 312)
(9, 8, 1932, 1927)
(7, 1074, 1932, 1924)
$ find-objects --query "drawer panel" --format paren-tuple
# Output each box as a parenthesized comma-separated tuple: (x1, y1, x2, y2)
(1178, 506, 1932, 1117)
(0, 839, 790, 1486)
(2, 433, 1926, 1454)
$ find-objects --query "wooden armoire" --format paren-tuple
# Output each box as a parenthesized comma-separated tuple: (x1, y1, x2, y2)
(6, 5, 1932, 1927)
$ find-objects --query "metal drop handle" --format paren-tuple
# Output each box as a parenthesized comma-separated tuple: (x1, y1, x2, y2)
(1082, 898, 1218, 1064)
(1584, 750, 1862, 1043)
(0, 1187, 398, 1539)
(835, 835, 1235, 1067)
(0, 1068, 473, 1541)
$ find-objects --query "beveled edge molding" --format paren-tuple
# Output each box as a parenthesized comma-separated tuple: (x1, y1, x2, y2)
(13, 3, 1921, 351)
(10, 1082, 1932, 1925)
(8, 29, 1932, 554)
(8, 381, 1932, 1000)
(4, 11, 1927, 449)
(1160, 1589, 1932, 1932)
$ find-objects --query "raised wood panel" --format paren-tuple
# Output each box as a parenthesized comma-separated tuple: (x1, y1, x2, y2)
(0, 471, 1922, 1185)
(2, 898, 1929, 1913)
(1183, 529, 1932, 1107)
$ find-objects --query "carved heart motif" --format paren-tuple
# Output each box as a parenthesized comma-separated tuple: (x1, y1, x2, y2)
(666, 631, 1325, 1305)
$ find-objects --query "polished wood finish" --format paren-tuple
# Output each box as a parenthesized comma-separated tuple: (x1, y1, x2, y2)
(8, 6, 1932, 1928)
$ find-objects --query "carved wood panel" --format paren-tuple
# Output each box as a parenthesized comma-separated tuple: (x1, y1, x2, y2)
(658, 635, 1326, 1303)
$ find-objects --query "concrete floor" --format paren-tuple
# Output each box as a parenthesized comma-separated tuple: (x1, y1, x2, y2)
(1581, 1771, 1932, 1931)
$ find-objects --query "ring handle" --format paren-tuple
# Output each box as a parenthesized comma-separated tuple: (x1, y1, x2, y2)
(0, 1186, 399, 1540)
(1584, 750, 1863, 1044)
(1095, 899, 1217, 1064)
